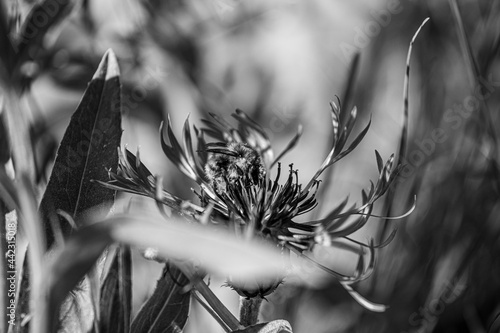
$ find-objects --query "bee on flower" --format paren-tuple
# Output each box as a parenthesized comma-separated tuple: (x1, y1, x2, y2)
(101, 99, 410, 310)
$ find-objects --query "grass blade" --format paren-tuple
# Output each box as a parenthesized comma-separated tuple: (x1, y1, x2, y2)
(399, 17, 430, 163)
(448, 0, 498, 146)
(377, 18, 429, 241)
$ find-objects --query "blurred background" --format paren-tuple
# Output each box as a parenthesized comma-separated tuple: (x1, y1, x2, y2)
(9, 0, 500, 332)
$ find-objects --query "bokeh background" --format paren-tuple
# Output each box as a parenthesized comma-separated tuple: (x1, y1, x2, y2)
(13, 0, 500, 332)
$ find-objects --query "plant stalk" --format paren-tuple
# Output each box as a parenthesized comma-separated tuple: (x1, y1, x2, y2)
(239, 297, 263, 327)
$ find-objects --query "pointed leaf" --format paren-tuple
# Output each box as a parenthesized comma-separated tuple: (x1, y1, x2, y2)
(130, 263, 190, 333)
(329, 101, 340, 148)
(375, 150, 384, 173)
(39, 49, 122, 248)
(398, 17, 430, 163)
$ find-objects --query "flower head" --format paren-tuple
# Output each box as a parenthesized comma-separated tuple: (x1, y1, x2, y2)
(102, 101, 409, 308)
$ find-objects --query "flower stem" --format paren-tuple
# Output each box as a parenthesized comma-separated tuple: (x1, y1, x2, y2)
(239, 297, 263, 327)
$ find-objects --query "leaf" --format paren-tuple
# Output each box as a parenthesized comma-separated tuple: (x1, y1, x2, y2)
(488, 311, 500, 333)
(0, 110, 10, 164)
(99, 246, 132, 333)
(16, 49, 122, 332)
(0, 1, 14, 78)
(375, 18, 429, 247)
(13, 176, 49, 332)
(14, 0, 75, 70)
(39, 48, 122, 248)
(46, 220, 113, 332)
(44, 210, 286, 328)
(130, 263, 190, 333)
(399, 17, 429, 165)
(231, 320, 293, 333)
(375, 150, 384, 173)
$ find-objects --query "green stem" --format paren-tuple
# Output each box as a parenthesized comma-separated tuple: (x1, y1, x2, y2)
(239, 297, 263, 327)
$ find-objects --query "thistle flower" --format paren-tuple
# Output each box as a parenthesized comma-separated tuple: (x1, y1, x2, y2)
(102, 100, 408, 309)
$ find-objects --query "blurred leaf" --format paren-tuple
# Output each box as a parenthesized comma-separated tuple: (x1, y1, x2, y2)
(14, 0, 75, 69)
(39, 48, 122, 248)
(231, 320, 293, 333)
(99, 246, 132, 333)
(0, 110, 10, 164)
(488, 312, 500, 333)
(46, 219, 113, 332)
(110, 212, 285, 279)
(130, 263, 190, 333)
(0, 1, 14, 77)
(44, 210, 286, 329)
(14, 176, 48, 333)
(340, 282, 387, 313)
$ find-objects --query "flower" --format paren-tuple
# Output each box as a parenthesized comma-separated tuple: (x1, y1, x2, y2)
(101, 100, 409, 308)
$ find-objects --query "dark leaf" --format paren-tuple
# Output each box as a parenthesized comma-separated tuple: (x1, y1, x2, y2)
(0, 110, 10, 164)
(375, 150, 384, 173)
(160, 119, 198, 181)
(100, 246, 132, 333)
(14, 0, 75, 69)
(16, 49, 121, 332)
(130, 263, 190, 333)
(398, 17, 430, 165)
(0, 1, 14, 77)
(39, 49, 122, 248)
